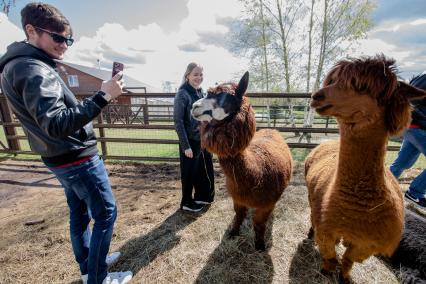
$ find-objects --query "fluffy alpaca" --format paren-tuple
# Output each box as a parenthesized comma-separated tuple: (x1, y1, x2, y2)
(391, 209, 426, 282)
(191, 72, 293, 250)
(304, 54, 426, 283)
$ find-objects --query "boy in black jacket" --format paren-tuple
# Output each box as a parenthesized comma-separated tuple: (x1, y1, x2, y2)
(0, 3, 131, 283)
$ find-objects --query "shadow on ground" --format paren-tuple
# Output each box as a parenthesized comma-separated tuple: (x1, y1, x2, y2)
(112, 210, 203, 275)
(195, 213, 274, 284)
(289, 239, 341, 284)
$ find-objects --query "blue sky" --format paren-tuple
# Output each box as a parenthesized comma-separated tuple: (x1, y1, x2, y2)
(1, 0, 426, 89)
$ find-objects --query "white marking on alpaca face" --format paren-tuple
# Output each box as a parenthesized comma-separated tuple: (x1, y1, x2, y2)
(191, 98, 230, 122)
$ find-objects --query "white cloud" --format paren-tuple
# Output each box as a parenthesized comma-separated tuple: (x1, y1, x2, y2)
(410, 18, 426, 26)
(353, 38, 410, 59)
(352, 17, 426, 78)
(352, 37, 421, 78)
(63, 0, 248, 90)
(3, 1, 423, 86)
(0, 13, 25, 54)
(0, 1, 247, 90)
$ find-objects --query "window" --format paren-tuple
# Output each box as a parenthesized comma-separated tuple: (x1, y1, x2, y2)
(67, 75, 79, 87)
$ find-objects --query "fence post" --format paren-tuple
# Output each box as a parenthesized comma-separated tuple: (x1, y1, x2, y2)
(0, 96, 20, 151)
(97, 110, 108, 159)
(266, 104, 270, 127)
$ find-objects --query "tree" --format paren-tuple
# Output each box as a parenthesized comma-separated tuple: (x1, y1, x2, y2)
(1, 0, 16, 15)
(161, 81, 175, 93)
(303, 0, 375, 130)
(259, 0, 270, 91)
(231, 0, 375, 136)
(228, 0, 277, 91)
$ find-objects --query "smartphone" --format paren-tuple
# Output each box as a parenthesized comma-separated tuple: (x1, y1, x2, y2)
(112, 61, 124, 79)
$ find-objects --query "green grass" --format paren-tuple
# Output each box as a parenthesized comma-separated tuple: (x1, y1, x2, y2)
(105, 142, 179, 158)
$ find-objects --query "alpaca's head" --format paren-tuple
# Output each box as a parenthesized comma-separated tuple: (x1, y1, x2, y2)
(191, 71, 249, 123)
(311, 54, 426, 135)
(191, 72, 256, 157)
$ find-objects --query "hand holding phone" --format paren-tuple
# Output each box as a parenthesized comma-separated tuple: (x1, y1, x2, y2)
(101, 62, 125, 101)
(112, 61, 124, 79)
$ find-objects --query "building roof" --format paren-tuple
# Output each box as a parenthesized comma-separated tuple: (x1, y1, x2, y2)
(59, 61, 161, 92)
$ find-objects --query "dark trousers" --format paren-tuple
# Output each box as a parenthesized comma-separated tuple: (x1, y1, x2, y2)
(179, 139, 215, 206)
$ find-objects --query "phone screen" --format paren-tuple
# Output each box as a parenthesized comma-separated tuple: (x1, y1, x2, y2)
(112, 62, 124, 79)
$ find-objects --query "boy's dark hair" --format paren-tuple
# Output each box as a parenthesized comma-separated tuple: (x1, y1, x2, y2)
(21, 2, 72, 38)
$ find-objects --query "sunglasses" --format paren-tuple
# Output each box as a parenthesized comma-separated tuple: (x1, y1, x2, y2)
(34, 26, 74, 47)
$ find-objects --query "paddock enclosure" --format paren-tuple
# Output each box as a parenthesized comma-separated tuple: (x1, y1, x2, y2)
(0, 92, 425, 283)
(1, 159, 424, 283)
(0, 92, 412, 162)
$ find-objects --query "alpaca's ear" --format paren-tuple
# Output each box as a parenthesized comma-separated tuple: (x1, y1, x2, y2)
(397, 81, 426, 100)
(385, 81, 426, 135)
(236, 71, 249, 99)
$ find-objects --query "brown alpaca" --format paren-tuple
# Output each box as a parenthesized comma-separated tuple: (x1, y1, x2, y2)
(305, 54, 426, 283)
(191, 72, 293, 250)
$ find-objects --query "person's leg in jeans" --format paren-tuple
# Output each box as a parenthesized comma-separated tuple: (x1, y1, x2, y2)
(49, 166, 92, 276)
(48, 155, 117, 284)
(390, 135, 420, 178)
(66, 188, 91, 275)
(82, 156, 117, 284)
(404, 128, 426, 198)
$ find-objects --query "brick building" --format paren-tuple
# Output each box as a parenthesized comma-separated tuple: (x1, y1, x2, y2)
(56, 62, 160, 105)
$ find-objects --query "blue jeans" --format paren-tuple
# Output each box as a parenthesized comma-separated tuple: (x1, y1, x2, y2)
(47, 155, 117, 284)
(390, 128, 426, 198)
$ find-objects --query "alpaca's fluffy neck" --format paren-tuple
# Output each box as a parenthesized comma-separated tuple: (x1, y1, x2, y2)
(218, 152, 248, 177)
(335, 120, 388, 190)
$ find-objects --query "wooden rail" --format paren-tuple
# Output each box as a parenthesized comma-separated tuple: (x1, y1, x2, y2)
(0, 92, 402, 162)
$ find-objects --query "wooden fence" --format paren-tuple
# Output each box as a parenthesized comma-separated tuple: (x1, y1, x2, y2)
(0, 92, 401, 162)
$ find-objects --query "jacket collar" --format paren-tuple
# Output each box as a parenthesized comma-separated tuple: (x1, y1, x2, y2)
(0, 41, 56, 72)
(180, 81, 203, 99)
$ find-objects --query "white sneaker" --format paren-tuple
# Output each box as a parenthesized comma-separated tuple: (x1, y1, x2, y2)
(106, 251, 121, 267)
(102, 271, 133, 284)
(81, 252, 123, 283)
(82, 271, 132, 284)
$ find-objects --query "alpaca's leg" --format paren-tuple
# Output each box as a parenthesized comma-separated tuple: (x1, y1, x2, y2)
(308, 209, 315, 239)
(229, 202, 247, 237)
(316, 232, 338, 274)
(253, 207, 273, 251)
(308, 227, 314, 239)
(340, 245, 371, 283)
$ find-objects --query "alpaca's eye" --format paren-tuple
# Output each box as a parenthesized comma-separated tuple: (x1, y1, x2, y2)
(324, 78, 334, 86)
(351, 79, 368, 93)
(354, 83, 368, 93)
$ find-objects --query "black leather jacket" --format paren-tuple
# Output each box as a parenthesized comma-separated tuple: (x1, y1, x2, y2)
(173, 82, 204, 150)
(0, 41, 108, 165)
(409, 73, 426, 130)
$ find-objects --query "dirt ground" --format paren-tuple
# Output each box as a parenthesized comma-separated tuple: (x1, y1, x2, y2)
(0, 158, 422, 283)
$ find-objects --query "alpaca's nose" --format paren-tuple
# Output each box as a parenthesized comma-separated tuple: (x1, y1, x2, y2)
(192, 99, 203, 110)
(312, 90, 325, 101)
(191, 101, 200, 113)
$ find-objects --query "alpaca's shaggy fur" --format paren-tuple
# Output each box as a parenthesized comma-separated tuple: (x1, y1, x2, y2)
(391, 209, 426, 282)
(304, 54, 426, 282)
(192, 72, 293, 250)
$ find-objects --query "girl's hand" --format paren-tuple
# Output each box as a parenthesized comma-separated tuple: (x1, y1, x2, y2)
(184, 148, 193, 158)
